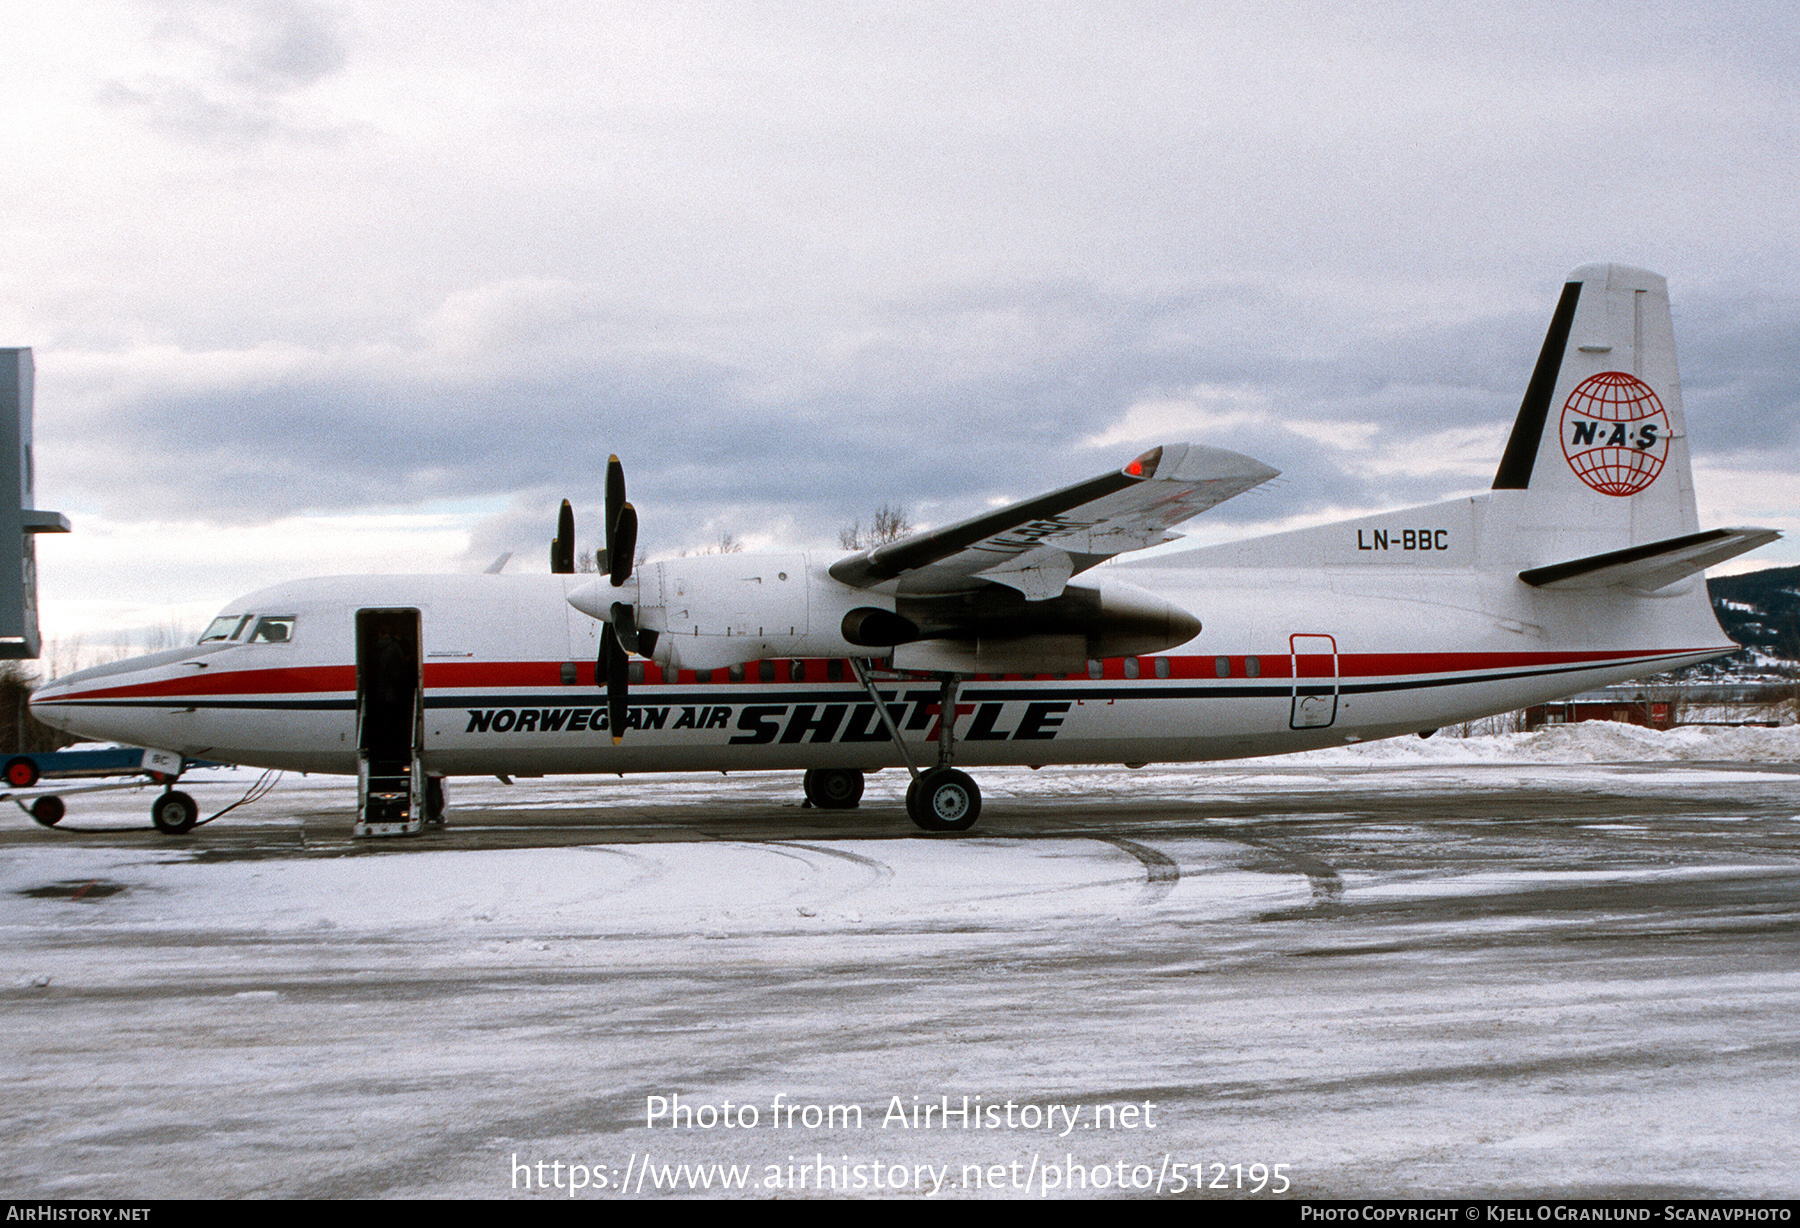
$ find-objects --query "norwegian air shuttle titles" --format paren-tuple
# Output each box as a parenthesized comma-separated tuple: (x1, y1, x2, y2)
(30, 265, 1778, 835)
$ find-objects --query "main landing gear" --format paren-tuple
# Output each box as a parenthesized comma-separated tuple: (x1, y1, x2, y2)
(844, 661, 984, 834)
(802, 768, 865, 809)
(905, 767, 981, 832)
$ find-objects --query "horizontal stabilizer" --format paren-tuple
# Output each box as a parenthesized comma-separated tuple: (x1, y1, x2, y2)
(1518, 527, 1780, 591)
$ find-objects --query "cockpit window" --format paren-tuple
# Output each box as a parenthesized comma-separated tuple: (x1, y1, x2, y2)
(199, 615, 251, 644)
(247, 616, 297, 644)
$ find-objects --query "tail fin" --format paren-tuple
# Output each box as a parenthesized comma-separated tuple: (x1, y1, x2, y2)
(1489, 264, 1705, 566)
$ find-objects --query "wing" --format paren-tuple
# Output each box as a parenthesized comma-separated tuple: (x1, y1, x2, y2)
(828, 443, 1279, 599)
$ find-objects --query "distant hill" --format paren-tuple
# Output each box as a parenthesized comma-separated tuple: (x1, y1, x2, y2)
(1706, 564, 1800, 669)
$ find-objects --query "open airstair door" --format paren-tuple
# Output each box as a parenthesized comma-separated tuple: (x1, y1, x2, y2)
(354, 608, 424, 837)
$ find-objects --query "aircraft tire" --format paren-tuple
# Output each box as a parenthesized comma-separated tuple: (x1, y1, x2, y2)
(5, 756, 40, 788)
(30, 795, 63, 827)
(906, 768, 980, 833)
(151, 790, 199, 835)
(802, 768, 864, 810)
(426, 776, 447, 825)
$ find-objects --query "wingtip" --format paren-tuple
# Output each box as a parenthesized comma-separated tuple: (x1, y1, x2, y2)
(1154, 442, 1281, 484)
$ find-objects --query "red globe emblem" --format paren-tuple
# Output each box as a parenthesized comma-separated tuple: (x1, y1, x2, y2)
(1559, 371, 1671, 496)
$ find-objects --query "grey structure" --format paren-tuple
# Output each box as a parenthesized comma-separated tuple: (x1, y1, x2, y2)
(0, 350, 68, 658)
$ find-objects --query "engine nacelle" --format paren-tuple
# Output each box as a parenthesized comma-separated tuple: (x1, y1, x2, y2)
(568, 553, 891, 672)
(891, 577, 1200, 673)
(567, 555, 1201, 674)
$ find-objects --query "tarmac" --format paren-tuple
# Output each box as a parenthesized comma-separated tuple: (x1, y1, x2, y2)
(4, 758, 1798, 1199)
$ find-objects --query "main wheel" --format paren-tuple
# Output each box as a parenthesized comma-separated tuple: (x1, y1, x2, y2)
(5, 756, 40, 788)
(425, 776, 447, 825)
(30, 795, 64, 827)
(905, 768, 981, 833)
(802, 768, 864, 809)
(151, 790, 199, 835)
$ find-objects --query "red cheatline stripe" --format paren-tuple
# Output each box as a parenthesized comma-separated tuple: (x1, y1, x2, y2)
(40, 647, 1726, 704)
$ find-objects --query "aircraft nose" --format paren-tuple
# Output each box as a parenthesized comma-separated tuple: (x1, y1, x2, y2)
(28, 677, 74, 732)
(30, 674, 70, 704)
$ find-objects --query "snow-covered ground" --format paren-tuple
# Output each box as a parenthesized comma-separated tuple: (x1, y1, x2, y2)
(1263, 720, 1800, 766)
(3, 722, 1797, 1199)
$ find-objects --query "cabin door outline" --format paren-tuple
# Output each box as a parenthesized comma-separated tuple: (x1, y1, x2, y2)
(1289, 633, 1339, 730)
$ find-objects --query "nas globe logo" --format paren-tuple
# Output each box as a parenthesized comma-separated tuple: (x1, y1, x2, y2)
(1559, 371, 1670, 496)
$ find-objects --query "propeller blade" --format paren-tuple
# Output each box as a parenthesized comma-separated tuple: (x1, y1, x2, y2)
(551, 499, 575, 574)
(600, 623, 629, 745)
(611, 601, 638, 654)
(609, 503, 638, 587)
(603, 455, 626, 574)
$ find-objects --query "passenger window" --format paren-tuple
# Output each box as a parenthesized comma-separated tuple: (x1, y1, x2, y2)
(247, 616, 297, 644)
(1153, 657, 1171, 679)
(1215, 656, 1231, 678)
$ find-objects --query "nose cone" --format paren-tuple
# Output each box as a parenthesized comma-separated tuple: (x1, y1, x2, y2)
(25, 644, 231, 747)
(27, 676, 74, 734)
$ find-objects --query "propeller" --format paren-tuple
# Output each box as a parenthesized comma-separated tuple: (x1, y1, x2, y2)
(597, 455, 655, 744)
(544, 467, 650, 743)
(550, 500, 575, 574)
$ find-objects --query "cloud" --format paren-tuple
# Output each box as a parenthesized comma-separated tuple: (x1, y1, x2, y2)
(38, 265, 1796, 573)
(9, 0, 1797, 642)
(96, 0, 349, 145)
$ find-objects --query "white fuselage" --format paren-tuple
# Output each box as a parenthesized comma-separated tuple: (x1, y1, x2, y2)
(30, 500, 1732, 778)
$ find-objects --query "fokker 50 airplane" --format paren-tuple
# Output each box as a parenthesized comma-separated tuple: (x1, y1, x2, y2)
(29, 264, 1777, 836)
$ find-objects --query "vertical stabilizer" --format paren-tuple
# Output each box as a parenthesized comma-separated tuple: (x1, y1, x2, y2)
(0, 350, 69, 659)
(1488, 266, 1699, 567)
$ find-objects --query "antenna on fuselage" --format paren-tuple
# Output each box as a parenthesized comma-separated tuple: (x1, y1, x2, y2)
(0, 350, 68, 659)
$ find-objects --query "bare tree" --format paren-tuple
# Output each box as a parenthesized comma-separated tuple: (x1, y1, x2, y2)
(0, 662, 74, 754)
(675, 533, 745, 558)
(839, 503, 912, 551)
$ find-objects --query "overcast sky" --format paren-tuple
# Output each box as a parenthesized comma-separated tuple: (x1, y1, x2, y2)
(5, 0, 1797, 652)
